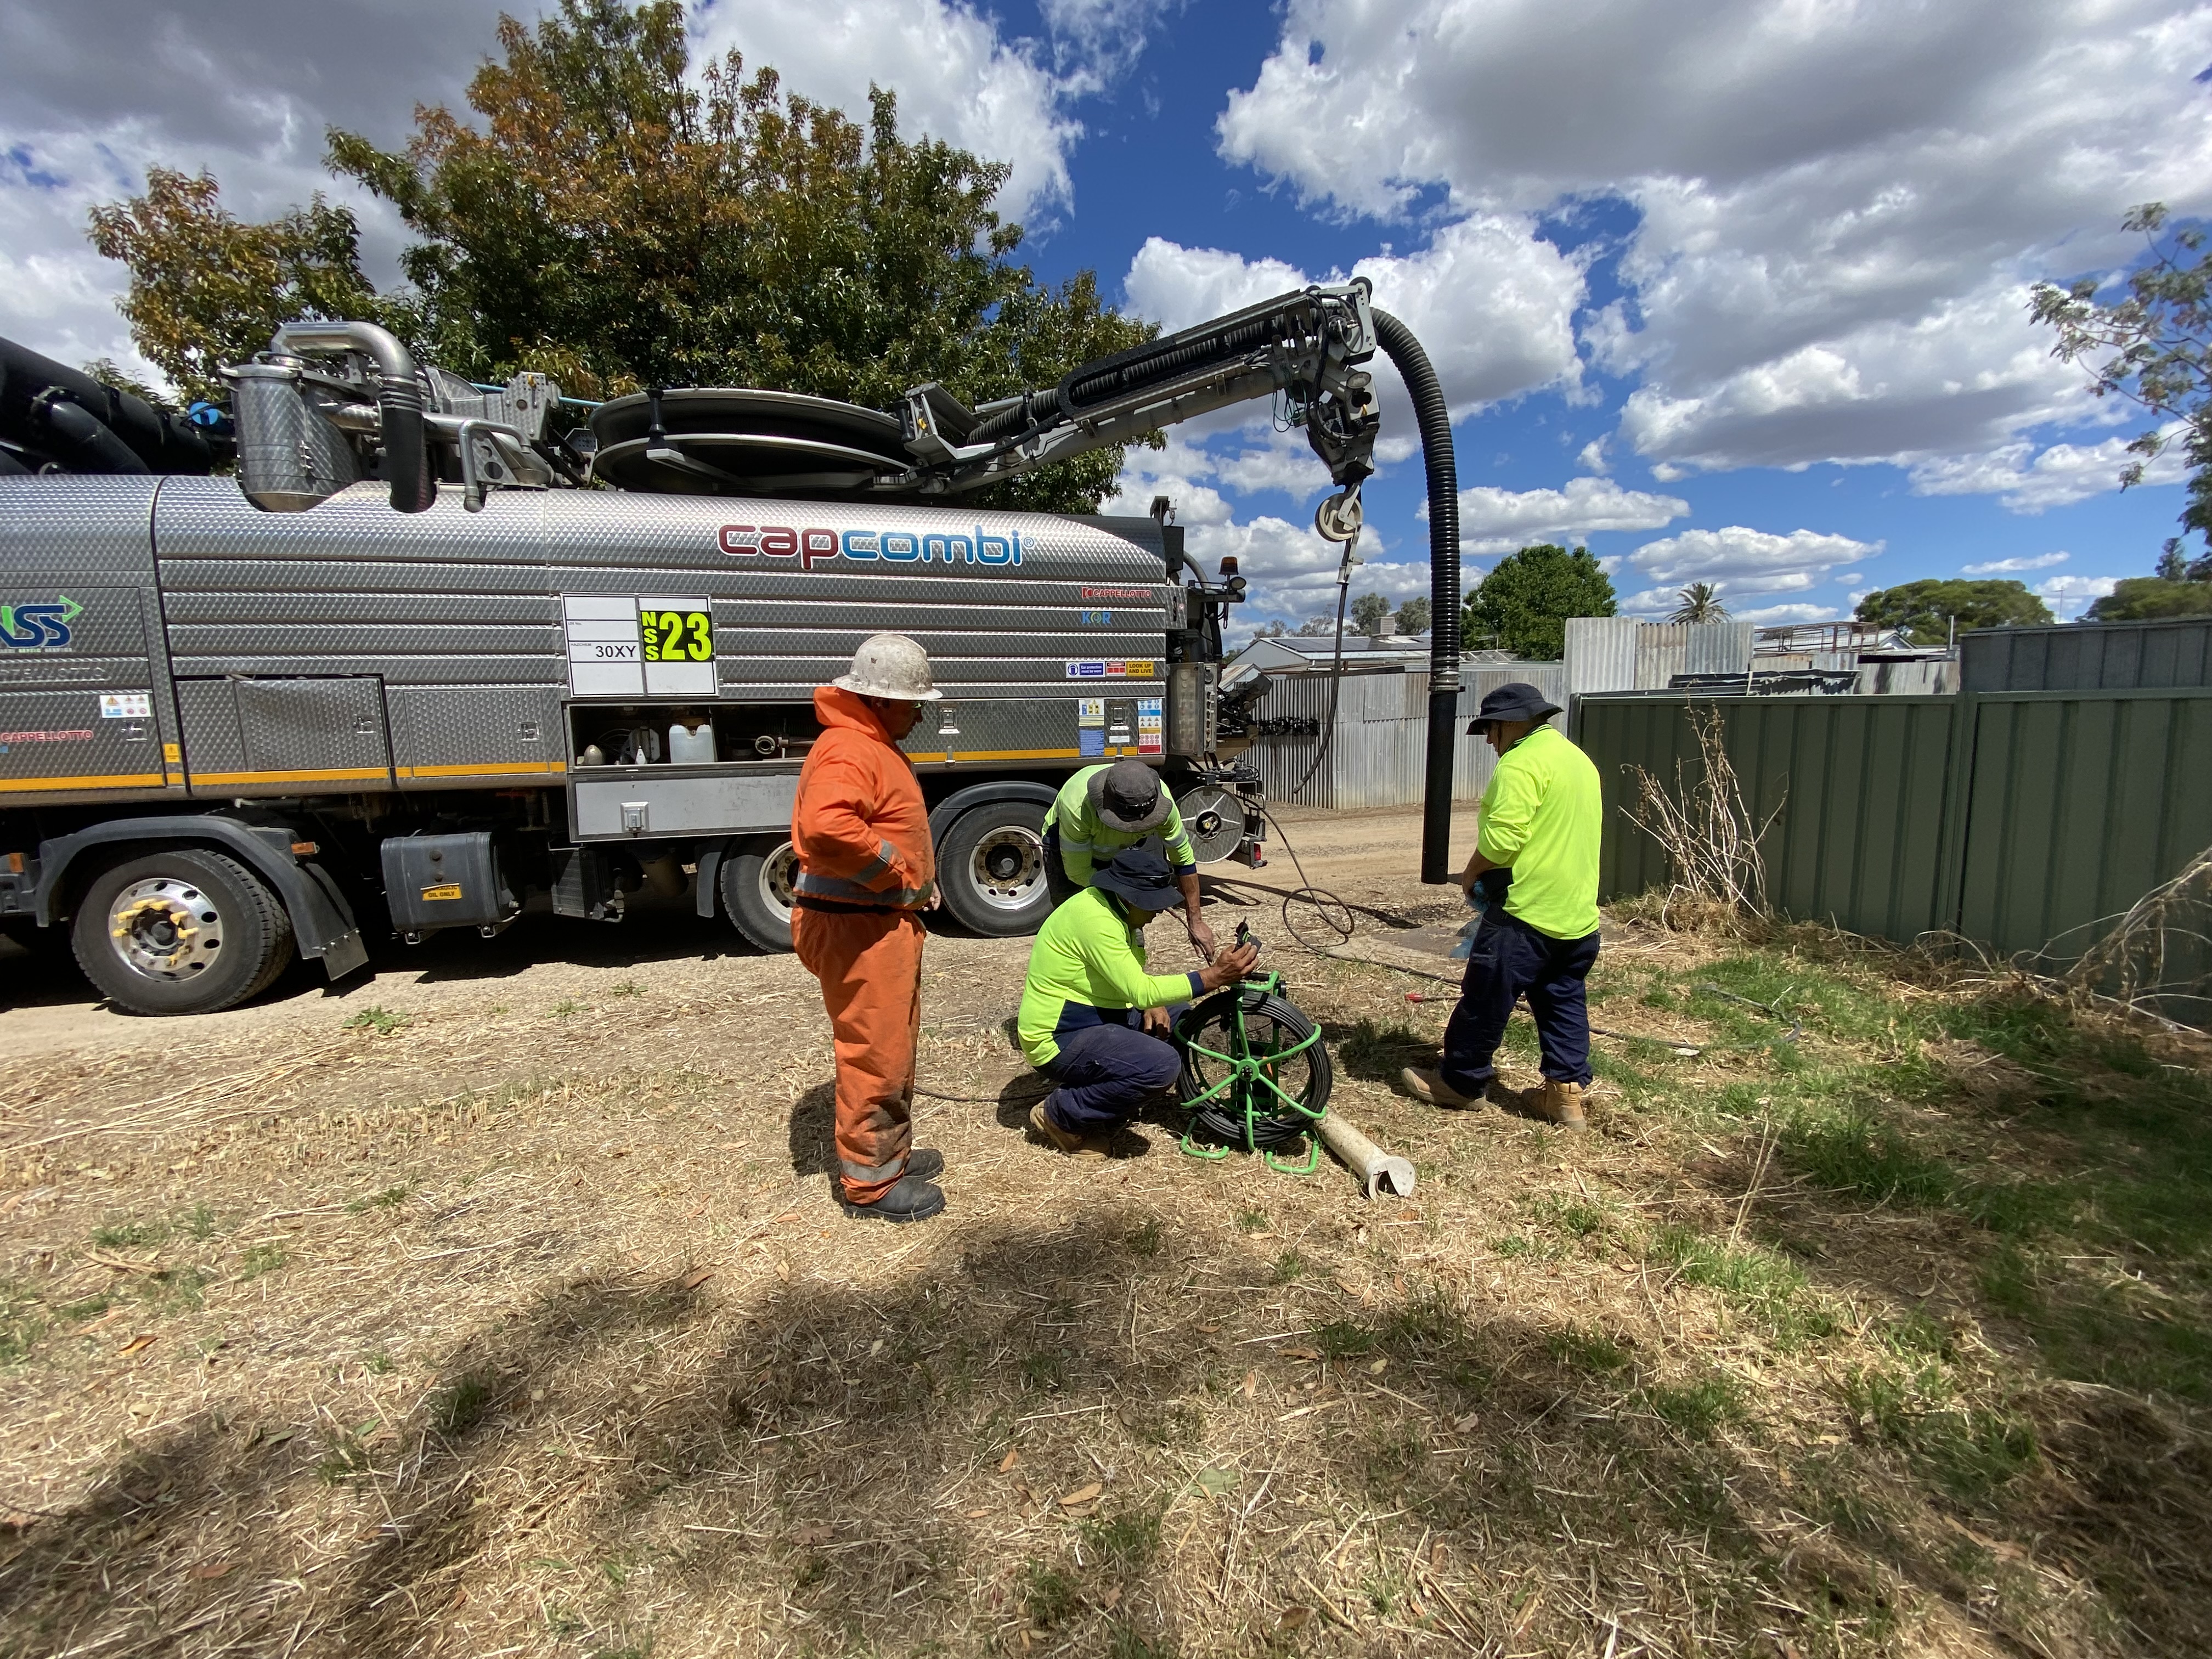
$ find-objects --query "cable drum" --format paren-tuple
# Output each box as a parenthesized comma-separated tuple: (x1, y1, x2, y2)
(1177, 785, 1248, 865)
(1174, 981, 1334, 1154)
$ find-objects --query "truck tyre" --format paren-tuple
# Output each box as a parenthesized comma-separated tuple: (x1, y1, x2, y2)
(936, 798, 1052, 937)
(71, 849, 295, 1015)
(720, 838, 797, 953)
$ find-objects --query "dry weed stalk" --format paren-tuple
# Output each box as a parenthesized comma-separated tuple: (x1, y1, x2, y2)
(1623, 703, 1782, 931)
(2061, 842, 2212, 1028)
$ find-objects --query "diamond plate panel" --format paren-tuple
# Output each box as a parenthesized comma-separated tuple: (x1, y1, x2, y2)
(163, 654, 561, 687)
(905, 697, 1082, 764)
(176, 680, 245, 776)
(234, 678, 392, 777)
(389, 685, 563, 779)
(0, 478, 159, 578)
(167, 624, 562, 659)
(0, 687, 167, 797)
(161, 592, 560, 625)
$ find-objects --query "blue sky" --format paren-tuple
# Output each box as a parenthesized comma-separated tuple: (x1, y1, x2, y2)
(5, 0, 2209, 638)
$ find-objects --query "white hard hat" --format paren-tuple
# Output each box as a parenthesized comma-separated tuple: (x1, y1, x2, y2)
(833, 633, 942, 701)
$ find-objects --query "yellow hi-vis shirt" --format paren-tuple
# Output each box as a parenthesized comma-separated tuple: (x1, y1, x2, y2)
(1475, 725, 1602, 940)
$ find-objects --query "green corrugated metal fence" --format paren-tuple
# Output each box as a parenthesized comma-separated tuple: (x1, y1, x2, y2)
(1576, 690, 2212, 969)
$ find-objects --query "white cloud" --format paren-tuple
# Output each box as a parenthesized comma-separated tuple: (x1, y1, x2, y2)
(1962, 552, 2068, 574)
(691, 1, 1081, 223)
(1576, 437, 1609, 474)
(1624, 525, 1883, 600)
(1910, 429, 2190, 512)
(1216, 0, 2212, 474)
(1105, 436, 1434, 628)
(1210, 428, 1336, 499)
(1038, 0, 1185, 92)
(0, 0, 1086, 380)
(1449, 475, 1686, 553)
(1732, 602, 1838, 626)
(2038, 573, 2119, 619)
(1121, 219, 1585, 425)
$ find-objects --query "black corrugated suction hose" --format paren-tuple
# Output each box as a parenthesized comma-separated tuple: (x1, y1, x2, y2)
(1370, 308, 1462, 885)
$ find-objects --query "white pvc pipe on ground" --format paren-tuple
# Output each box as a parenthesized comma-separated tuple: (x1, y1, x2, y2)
(1315, 1110, 1417, 1199)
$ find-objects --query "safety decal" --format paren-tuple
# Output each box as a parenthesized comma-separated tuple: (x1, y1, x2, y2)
(1063, 660, 1156, 680)
(0, 596, 82, 652)
(419, 883, 464, 902)
(1077, 697, 1105, 758)
(100, 692, 153, 719)
(1138, 696, 1164, 756)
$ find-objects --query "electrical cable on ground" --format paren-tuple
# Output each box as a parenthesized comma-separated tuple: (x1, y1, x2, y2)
(1693, 983, 1803, 1043)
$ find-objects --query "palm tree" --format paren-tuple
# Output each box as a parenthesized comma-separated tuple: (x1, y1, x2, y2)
(1669, 582, 1728, 623)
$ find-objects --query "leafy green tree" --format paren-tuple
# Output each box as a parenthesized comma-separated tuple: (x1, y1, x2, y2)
(324, 0, 1146, 512)
(2086, 577, 2212, 620)
(1854, 579, 2053, 645)
(1668, 581, 1727, 623)
(1463, 544, 1616, 661)
(86, 168, 393, 405)
(1393, 596, 1431, 635)
(88, 0, 1149, 512)
(1350, 592, 1392, 634)
(2032, 204, 2212, 558)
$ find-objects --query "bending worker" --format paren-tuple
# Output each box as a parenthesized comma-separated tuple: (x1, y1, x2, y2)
(1043, 758, 1218, 960)
(790, 634, 946, 1223)
(1018, 848, 1259, 1155)
(1402, 682, 1602, 1130)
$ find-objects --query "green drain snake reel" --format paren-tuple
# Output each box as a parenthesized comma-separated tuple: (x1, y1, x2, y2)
(1170, 922, 1335, 1173)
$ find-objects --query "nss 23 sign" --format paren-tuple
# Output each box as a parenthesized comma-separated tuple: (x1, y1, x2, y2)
(640, 606, 713, 663)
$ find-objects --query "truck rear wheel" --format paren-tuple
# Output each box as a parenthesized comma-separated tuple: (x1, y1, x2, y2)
(937, 799, 1052, 937)
(71, 850, 295, 1015)
(720, 838, 797, 952)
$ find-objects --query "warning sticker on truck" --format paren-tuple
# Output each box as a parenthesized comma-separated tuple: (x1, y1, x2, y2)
(1064, 660, 1156, 680)
(419, 883, 464, 902)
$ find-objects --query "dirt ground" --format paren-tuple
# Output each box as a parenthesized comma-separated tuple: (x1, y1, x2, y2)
(3, 802, 2209, 1658)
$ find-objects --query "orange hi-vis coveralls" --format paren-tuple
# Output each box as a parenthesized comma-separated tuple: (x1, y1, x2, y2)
(789, 685, 939, 1204)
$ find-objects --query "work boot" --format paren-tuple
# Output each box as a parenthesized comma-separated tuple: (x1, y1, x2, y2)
(1524, 1080, 1590, 1131)
(847, 1174, 946, 1223)
(904, 1148, 945, 1183)
(1400, 1066, 1489, 1109)
(1028, 1101, 1110, 1160)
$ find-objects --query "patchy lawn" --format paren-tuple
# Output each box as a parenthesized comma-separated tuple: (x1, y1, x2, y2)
(2, 864, 2209, 1657)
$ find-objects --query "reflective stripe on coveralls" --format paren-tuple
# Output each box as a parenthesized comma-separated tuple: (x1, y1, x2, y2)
(790, 685, 938, 1203)
(792, 907, 924, 1197)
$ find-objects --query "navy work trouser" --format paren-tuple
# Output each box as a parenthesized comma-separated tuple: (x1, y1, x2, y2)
(1041, 1017, 1182, 1134)
(1440, 909, 1601, 1094)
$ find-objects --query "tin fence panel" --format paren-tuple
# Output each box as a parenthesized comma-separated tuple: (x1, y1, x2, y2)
(1957, 692, 2212, 978)
(1576, 693, 1956, 939)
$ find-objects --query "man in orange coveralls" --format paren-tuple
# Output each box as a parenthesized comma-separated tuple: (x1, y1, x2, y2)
(791, 634, 946, 1223)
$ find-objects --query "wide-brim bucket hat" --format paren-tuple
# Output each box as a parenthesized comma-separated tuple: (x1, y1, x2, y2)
(1467, 681, 1563, 734)
(1087, 757, 1173, 834)
(1092, 847, 1182, 912)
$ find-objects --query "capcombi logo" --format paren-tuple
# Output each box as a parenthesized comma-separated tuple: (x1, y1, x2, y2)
(718, 524, 1023, 570)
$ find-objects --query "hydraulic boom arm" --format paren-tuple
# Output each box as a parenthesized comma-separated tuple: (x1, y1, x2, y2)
(899, 280, 1381, 496)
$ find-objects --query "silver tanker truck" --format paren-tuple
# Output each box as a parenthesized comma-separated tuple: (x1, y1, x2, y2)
(0, 280, 1466, 1016)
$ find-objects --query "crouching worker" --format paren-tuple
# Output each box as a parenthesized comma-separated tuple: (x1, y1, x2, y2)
(1402, 682, 1603, 1129)
(1043, 759, 1217, 961)
(791, 634, 945, 1223)
(1017, 848, 1260, 1156)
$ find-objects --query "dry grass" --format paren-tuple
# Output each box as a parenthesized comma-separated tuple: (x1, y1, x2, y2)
(3, 869, 2211, 1658)
(1622, 704, 1781, 932)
